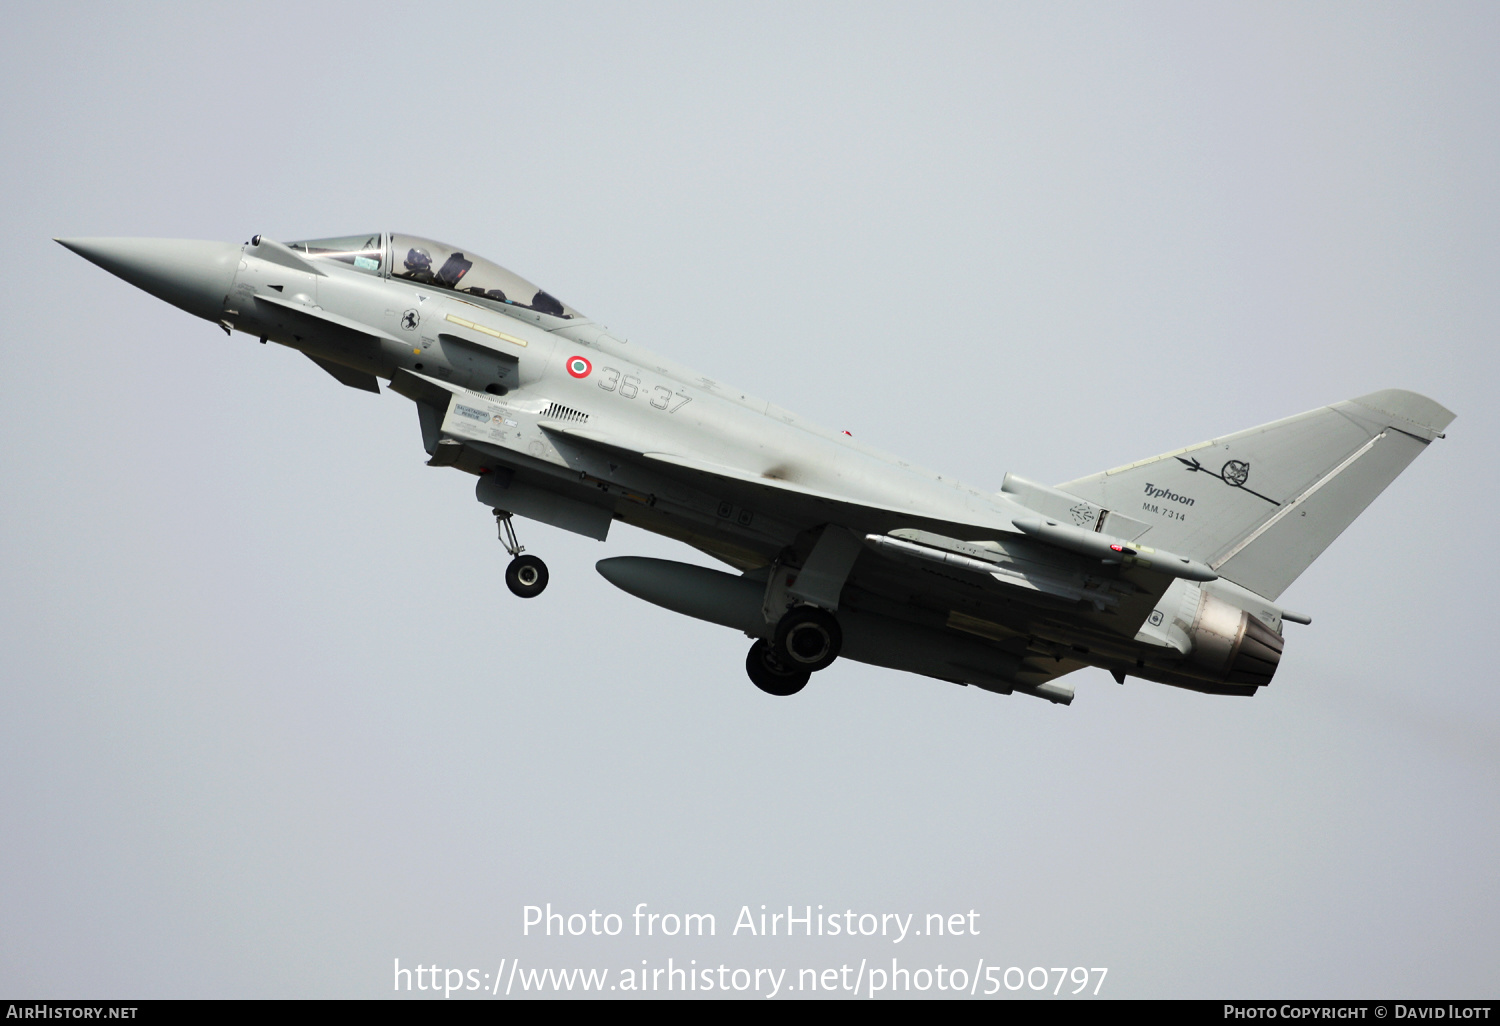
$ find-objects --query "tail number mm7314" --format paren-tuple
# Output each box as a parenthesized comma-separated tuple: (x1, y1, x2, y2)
(596, 367, 693, 413)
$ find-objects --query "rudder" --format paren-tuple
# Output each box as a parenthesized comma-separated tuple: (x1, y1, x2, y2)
(1056, 389, 1454, 601)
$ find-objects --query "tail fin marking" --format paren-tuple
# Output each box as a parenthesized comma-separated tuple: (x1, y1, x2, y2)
(1055, 390, 1453, 601)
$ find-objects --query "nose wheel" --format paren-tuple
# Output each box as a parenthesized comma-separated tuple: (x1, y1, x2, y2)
(506, 554, 549, 598)
(495, 510, 549, 598)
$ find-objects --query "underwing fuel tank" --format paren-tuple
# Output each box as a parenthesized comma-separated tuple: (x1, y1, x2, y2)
(596, 557, 1074, 704)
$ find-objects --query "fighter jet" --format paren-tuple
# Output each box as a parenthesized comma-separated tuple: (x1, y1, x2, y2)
(56, 232, 1454, 705)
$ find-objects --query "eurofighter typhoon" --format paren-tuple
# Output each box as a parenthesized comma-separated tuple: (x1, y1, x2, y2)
(57, 233, 1454, 705)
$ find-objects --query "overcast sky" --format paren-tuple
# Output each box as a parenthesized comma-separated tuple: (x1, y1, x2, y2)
(2, 1, 1497, 999)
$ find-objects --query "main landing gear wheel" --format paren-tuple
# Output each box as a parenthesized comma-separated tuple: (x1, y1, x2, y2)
(745, 640, 810, 697)
(505, 554, 549, 598)
(772, 605, 842, 673)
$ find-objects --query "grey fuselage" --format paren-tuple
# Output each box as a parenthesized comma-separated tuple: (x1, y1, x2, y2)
(70, 232, 1445, 705)
(232, 237, 1045, 552)
(232, 237, 1289, 698)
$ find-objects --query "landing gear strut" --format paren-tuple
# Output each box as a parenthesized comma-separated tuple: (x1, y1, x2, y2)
(495, 510, 548, 598)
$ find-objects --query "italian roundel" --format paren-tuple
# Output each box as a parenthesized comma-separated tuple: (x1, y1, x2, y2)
(566, 355, 593, 378)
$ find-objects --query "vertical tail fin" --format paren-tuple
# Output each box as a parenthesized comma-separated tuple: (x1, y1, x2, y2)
(1056, 390, 1454, 600)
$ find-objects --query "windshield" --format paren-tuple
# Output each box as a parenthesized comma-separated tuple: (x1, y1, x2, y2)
(389, 233, 581, 319)
(287, 233, 384, 275)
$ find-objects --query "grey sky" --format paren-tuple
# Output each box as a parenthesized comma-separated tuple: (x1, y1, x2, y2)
(2, 2, 1497, 998)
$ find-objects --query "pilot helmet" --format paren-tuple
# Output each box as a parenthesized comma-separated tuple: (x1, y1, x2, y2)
(404, 248, 432, 272)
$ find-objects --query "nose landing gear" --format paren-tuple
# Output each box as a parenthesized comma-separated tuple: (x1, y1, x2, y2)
(495, 510, 549, 598)
(505, 554, 549, 598)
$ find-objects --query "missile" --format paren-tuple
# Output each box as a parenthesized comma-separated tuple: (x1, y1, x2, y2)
(863, 532, 1013, 578)
(596, 557, 1073, 704)
(1011, 517, 1218, 582)
(862, 532, 1121, 609)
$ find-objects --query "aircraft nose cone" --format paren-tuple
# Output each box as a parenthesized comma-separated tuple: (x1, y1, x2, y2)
(56, 237, 241, 321)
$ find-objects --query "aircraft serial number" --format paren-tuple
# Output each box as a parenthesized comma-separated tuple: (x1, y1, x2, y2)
(1142, 502, 1187, 522)
(597, 367, 693, 413)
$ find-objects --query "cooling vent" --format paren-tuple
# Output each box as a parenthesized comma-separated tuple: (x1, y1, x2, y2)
(542, 402, 589, 424)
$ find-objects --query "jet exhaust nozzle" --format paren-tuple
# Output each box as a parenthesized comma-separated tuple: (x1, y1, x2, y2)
(1184, 591, 1284, 687)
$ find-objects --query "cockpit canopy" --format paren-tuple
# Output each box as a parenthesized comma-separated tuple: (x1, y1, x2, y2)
(287, 232, 581, 319)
